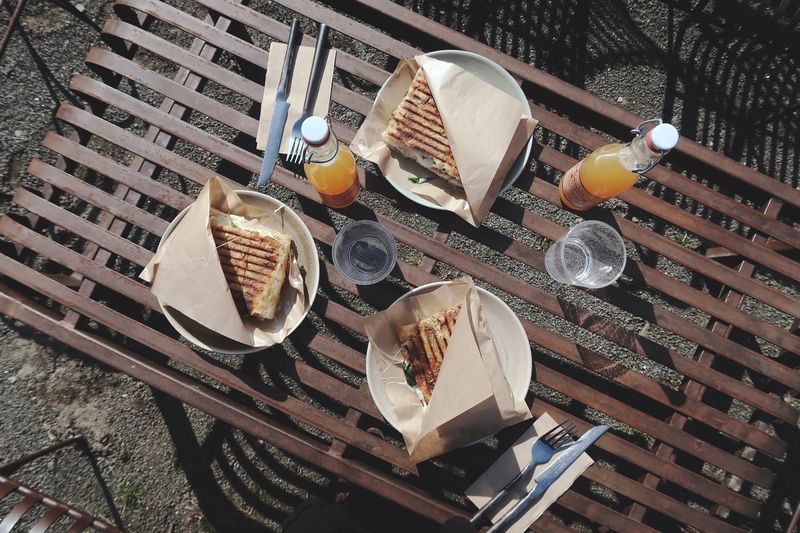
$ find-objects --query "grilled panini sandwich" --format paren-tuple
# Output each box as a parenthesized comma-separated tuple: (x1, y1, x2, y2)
(210, 209, 291, 320)
(382, 68, 461, 187)
(400, 305, 462, 403)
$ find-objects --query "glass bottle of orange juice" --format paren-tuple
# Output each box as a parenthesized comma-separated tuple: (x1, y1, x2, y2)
(560, 119, 679, 211)
(301, 116, 361, 208)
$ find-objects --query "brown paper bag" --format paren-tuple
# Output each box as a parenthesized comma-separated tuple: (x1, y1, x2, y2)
(139, 177, 305, 348)
(365, 278, 530, 463)
(466, 413, 594, 532)
(351, 56, 538, 227)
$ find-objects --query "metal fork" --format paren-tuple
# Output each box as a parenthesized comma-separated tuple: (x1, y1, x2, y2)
(470, 420, 577, 526)
(287, 23, 329, 164)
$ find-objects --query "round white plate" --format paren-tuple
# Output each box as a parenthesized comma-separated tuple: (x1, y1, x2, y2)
(157, 190, 319, 354)
(382, 49, 534, 211)
(366, 282, 532, 430)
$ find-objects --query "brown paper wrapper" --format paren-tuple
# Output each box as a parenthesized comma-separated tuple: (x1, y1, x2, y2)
(365, 278, 530, 463)
(257, 43, 337, 152)
(466, 413, 594, 532)
(351, 56, 538, 227)
(139, 177, 305, 348)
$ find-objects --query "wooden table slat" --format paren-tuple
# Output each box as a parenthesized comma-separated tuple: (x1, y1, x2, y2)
(28, 158, 169, 236)
(582, 465, 745, 533)
(0, 216, 160, 311)
(44, 131, 192, 211)
(13, 187, 152, 266)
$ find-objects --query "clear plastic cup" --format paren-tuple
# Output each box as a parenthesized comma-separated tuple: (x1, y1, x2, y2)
(545, 221, 626, 288)
(333, 220, 397, 285)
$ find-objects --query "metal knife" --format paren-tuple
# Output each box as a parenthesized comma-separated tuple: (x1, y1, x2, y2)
(486, 425, 609, 533)
(257, 18, 301, 187)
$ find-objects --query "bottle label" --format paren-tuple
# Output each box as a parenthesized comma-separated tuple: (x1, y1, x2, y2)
(561, 161, 603, 210)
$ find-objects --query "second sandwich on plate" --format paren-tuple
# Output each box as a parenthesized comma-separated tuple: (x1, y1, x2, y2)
(351, 54, 538, 227)
(140, 177, 318, 352)
(364, 277, 530, 463)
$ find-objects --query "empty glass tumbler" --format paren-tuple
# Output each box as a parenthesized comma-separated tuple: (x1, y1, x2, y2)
(545, 221, 626, 288)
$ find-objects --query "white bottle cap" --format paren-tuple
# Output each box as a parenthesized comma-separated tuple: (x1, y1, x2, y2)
(646, 123, 679, 152)
(301, 116, 330, 146)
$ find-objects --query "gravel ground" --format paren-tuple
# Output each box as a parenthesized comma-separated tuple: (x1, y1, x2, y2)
(0, 0, 798, 531)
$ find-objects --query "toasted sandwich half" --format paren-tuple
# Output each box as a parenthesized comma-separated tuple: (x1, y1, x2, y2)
(210, 209, 291, 320)
(399, 305, 462, 403)
(382, 68, 461, 187)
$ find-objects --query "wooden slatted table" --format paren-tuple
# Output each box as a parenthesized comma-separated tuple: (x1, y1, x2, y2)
(1, 0, 799, 530)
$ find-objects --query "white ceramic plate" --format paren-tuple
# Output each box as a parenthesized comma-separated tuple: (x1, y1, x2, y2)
(382, 49, 534, 211)
(157, 191, 319, 354)
(365, 282, 532, 430)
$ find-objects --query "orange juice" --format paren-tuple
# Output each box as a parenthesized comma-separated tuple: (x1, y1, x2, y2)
(301, 116, 361, 208)
(560, 121, 678, 211)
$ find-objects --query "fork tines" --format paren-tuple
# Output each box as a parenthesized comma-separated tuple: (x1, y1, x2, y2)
(288, 136, 306, 165)
(542, 420, 577, 449)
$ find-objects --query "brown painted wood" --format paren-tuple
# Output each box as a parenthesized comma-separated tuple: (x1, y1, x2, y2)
(0, 493, 41, 533)
(341, 0, 800, 208)
(43, 132, 192, 211)
(30, 506, 68, 533)
(627, 197, 787, 524)
(72, 44, 800, 425)
(37, 131, 788, 472)
(1, 1, 796, 530)
(61, 64, 800, 393)
(530, 401, 761, 518)
(0, 286, 462, 525)
(43, 93, 793, 457)
(0, 217, 160, 311)
(53, 80, 798, 443)
(0, 254, 419, 472)
(95, 0, 800, 347)
(706, 239, 795, 259)
(28, 158, 169, 236)
(121, 0, 800, 286)
(1, 195, 776, 516)
(13, 188, 152, 267)
(62, 1, 235, 329)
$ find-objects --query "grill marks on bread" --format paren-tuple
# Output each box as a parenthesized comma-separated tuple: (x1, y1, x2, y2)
(383, 69, 461, 186)
(210, 211, 291, 320)
(400, 305, 462, 403)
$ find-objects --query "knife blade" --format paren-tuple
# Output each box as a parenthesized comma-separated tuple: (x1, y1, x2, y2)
(486, 425, 609, 533)
(257, 18, 301, 187)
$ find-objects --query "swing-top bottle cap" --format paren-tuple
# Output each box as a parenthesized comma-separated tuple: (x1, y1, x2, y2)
(645, 123, 679, 152)
(301, 116, 330, 146)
